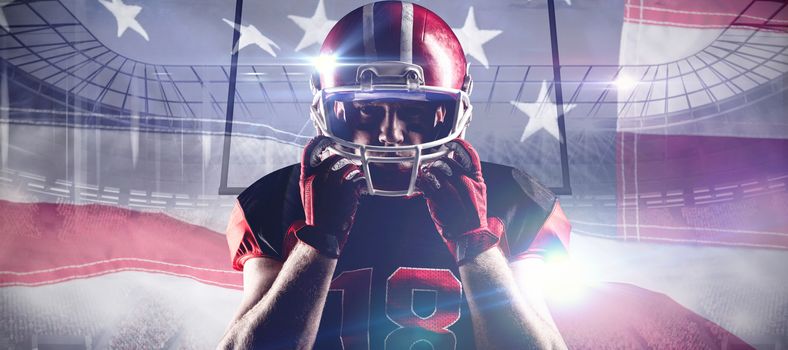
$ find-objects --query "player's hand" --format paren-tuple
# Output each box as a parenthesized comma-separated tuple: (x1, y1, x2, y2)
(295, 136, 365, 258)
(417, 139, 501, 265)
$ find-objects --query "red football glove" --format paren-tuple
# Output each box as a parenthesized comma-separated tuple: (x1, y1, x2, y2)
(295, 136, 365, 258)
(417, 139, 501, 265)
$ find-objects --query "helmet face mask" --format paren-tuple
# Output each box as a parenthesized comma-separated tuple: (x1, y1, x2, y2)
(310, 2, 473, 196)
(310, 64, 473, 196)
(325, 91, 458, 145)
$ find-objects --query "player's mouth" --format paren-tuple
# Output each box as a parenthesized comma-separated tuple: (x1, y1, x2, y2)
(367, 150, 417, 171)
(368, 162, 412, 191)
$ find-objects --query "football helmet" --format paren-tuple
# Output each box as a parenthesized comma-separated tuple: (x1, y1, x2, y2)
(309, 1, 474, 196)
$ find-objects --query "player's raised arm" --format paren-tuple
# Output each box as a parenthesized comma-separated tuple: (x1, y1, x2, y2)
(418, 139, 568, 349)
(218, 136, 365, 350)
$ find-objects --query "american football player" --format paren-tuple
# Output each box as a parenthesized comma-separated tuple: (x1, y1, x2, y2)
(218, 2, 571, 349)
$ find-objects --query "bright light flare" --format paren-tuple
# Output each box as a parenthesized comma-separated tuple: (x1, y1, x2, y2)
(614, 74, 638, 90)
(313, 54, 337, 75)
(542, 253, 597, 304)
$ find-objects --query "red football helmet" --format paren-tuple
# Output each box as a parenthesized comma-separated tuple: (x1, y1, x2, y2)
(309, 1, 474, 196)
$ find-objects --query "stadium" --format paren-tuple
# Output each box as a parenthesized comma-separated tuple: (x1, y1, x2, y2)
(0, 0, 786, 348)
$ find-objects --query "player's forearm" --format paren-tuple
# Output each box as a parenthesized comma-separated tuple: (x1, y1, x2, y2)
(459, 248, 567, 350)
(220, 242, 337, 350)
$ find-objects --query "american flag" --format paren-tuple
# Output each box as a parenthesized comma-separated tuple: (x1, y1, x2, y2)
(0, 0, 785, 348)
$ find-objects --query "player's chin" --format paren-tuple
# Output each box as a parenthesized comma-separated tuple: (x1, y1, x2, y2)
(369, 162, 413, 191)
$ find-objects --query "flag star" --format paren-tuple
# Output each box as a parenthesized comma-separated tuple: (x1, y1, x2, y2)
(97, 0, 149, 41)
(0, 0, 14, 32)
(452, 7, 502, 69)
(223, 18, 280, 57)
(288, 0, 337, 52)
(510, 81, 575, 142)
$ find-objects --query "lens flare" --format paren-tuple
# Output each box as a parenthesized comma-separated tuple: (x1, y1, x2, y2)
(542, 253, 597, 304)
(614, 74, 638, 90)
(313, 54, 337, 75)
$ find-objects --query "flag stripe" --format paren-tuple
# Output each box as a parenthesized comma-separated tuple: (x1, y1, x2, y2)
(0, 267, 242, 289)
(616, 133, 788, 248)
(0, 257, 238, 275)
(548, 283, 754, 349)
(0, 200, 242, 289)
(624, 0, 786, 27)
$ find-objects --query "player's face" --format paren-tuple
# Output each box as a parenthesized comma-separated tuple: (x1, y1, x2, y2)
(332, 100, 448, 190)
(333, 100, 446, 147)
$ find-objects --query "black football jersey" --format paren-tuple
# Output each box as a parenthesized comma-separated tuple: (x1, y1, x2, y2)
(227, 162, 570, 350)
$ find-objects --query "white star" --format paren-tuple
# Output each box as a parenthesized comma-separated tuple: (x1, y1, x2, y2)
(288, 0, 337, 52)
(452, 7, 502, 69)
(510, 80, 575, 142)
(223, 18, 280, 57)
(97, 0, 149, 41)
(0, 0, 14, 32)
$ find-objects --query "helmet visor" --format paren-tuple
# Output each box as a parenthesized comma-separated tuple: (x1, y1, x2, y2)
(322, 89, 460, 145)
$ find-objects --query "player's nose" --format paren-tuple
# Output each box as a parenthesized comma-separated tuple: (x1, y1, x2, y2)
(378, 107, 405, 146)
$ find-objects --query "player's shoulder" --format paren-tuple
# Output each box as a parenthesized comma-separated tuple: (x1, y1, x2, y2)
(235, 164, 303, 260)
(481, 161, 556, 212)
(480, 161, 568, 260)
(238, 164, 300, 203)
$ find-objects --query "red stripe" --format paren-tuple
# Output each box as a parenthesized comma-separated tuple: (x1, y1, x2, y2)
(0, 200, 242, 289)
(549, 283, 754, 349)
(616, 133, 788, 248)
(624, 0, 785, 28)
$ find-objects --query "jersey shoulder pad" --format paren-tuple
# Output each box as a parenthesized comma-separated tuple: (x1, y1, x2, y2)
(225, 200, 265, 271)
(481, 162, 570, 260)
(235, 164, 303, 261)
